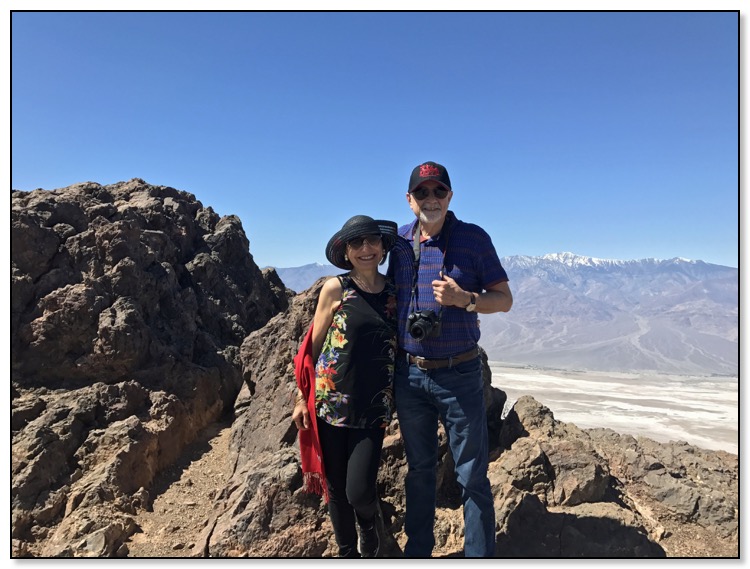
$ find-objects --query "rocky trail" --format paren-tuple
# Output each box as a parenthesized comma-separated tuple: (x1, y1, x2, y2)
(125, 420, 233, 557)
(122, 417, 458, 558)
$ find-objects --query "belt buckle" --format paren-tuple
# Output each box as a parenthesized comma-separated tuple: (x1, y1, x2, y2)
(413, 356, 429, 371)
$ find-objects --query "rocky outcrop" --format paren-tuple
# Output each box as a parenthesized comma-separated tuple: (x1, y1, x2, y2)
(11, 181, 738, 558)
(11, 180, 288, 557)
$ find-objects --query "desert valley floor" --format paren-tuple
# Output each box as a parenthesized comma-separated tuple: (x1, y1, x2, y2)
(490, 362, 738, 454)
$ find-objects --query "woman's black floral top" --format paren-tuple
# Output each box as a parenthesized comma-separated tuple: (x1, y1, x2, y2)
(315, 274, 397, 428)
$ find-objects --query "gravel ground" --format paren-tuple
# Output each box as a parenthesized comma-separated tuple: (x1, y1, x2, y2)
(124, 417, 738, 559)
(125, 420, 233, 558)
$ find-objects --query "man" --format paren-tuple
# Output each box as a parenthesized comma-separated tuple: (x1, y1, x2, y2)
(387, 161, 512, 558)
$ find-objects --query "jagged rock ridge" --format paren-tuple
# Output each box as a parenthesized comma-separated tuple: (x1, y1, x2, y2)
(11, 179, 289, 556)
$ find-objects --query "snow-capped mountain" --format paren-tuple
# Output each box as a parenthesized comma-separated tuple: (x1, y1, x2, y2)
(271, 253, 738, 376)
(481, 253, 737, 375)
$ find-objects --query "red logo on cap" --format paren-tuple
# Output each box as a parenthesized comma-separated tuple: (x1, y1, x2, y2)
(419, 164, 440, 178)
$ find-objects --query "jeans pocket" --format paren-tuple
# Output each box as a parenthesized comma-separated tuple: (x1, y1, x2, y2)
(452, 357, 481, 378)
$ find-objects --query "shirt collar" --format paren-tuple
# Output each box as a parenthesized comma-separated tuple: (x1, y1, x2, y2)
(405, 211, 455, 243)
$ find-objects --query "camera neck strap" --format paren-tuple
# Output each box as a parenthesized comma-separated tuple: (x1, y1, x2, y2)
(410, 219, 452, 312)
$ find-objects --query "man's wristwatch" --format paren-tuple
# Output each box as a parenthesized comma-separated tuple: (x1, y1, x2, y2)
(464, 292, 477, 312)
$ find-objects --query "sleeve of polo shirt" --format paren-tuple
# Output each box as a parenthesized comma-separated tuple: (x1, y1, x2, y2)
(475, 227, 509, 289)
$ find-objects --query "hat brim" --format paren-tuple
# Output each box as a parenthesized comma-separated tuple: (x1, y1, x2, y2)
(326, 219, 398, 270)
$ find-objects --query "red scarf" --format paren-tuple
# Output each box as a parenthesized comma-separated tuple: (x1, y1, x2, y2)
(293, 323, 329, 502)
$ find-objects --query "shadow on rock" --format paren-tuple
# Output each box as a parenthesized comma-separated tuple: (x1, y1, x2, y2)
(496, 489, 665, 557)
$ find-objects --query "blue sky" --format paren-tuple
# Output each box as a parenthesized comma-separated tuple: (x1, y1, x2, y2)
(11, 11, 739, 269)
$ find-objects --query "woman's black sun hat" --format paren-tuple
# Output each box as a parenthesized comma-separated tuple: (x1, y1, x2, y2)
(326, 215, 398, 270)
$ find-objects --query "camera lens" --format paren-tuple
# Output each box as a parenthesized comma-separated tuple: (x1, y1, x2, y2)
(408, 310, 439, 341)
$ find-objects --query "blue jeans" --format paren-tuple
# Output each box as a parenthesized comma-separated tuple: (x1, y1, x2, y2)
(394, 355, 495, 557)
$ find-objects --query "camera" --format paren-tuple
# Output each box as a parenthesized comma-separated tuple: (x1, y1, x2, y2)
(406, 310, 442, 340)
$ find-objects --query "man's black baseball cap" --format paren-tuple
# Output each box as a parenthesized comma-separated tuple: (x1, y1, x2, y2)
(408, 161, 452, 193)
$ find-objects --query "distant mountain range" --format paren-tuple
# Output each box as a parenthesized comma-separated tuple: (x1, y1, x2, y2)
(273, 263, 341, 294)
(269, 253, 738, 376)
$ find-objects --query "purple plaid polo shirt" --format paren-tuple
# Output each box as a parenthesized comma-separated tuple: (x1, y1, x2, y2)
(387, 211, 509, 359)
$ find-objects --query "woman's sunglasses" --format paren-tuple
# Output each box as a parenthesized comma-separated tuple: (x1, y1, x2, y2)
(410, 186, 450, 200)
(347, 235, 383, 249)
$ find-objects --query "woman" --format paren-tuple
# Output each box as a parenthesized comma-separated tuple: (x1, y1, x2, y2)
(292, 215, 398, 558)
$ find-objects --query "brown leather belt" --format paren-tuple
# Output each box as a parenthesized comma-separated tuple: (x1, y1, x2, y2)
(402, 347, 479, 370)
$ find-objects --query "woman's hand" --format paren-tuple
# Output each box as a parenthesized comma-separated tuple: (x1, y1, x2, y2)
(292, 399, 311, 430)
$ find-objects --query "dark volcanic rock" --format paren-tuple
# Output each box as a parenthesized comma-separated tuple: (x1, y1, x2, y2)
(202, 277, 333, 557)
(12, 180, 285, 388)
(11, 179, 288, 557)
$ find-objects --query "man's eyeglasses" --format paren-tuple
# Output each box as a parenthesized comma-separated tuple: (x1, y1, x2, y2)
(347, 235, 382, 249)
(410, 186, 450, 200)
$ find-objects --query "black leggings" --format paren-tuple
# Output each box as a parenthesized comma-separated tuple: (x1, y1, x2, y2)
(317, 418, 385, 556)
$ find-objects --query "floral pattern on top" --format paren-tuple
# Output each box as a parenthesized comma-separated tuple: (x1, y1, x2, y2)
(315, 275, 396, 428)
